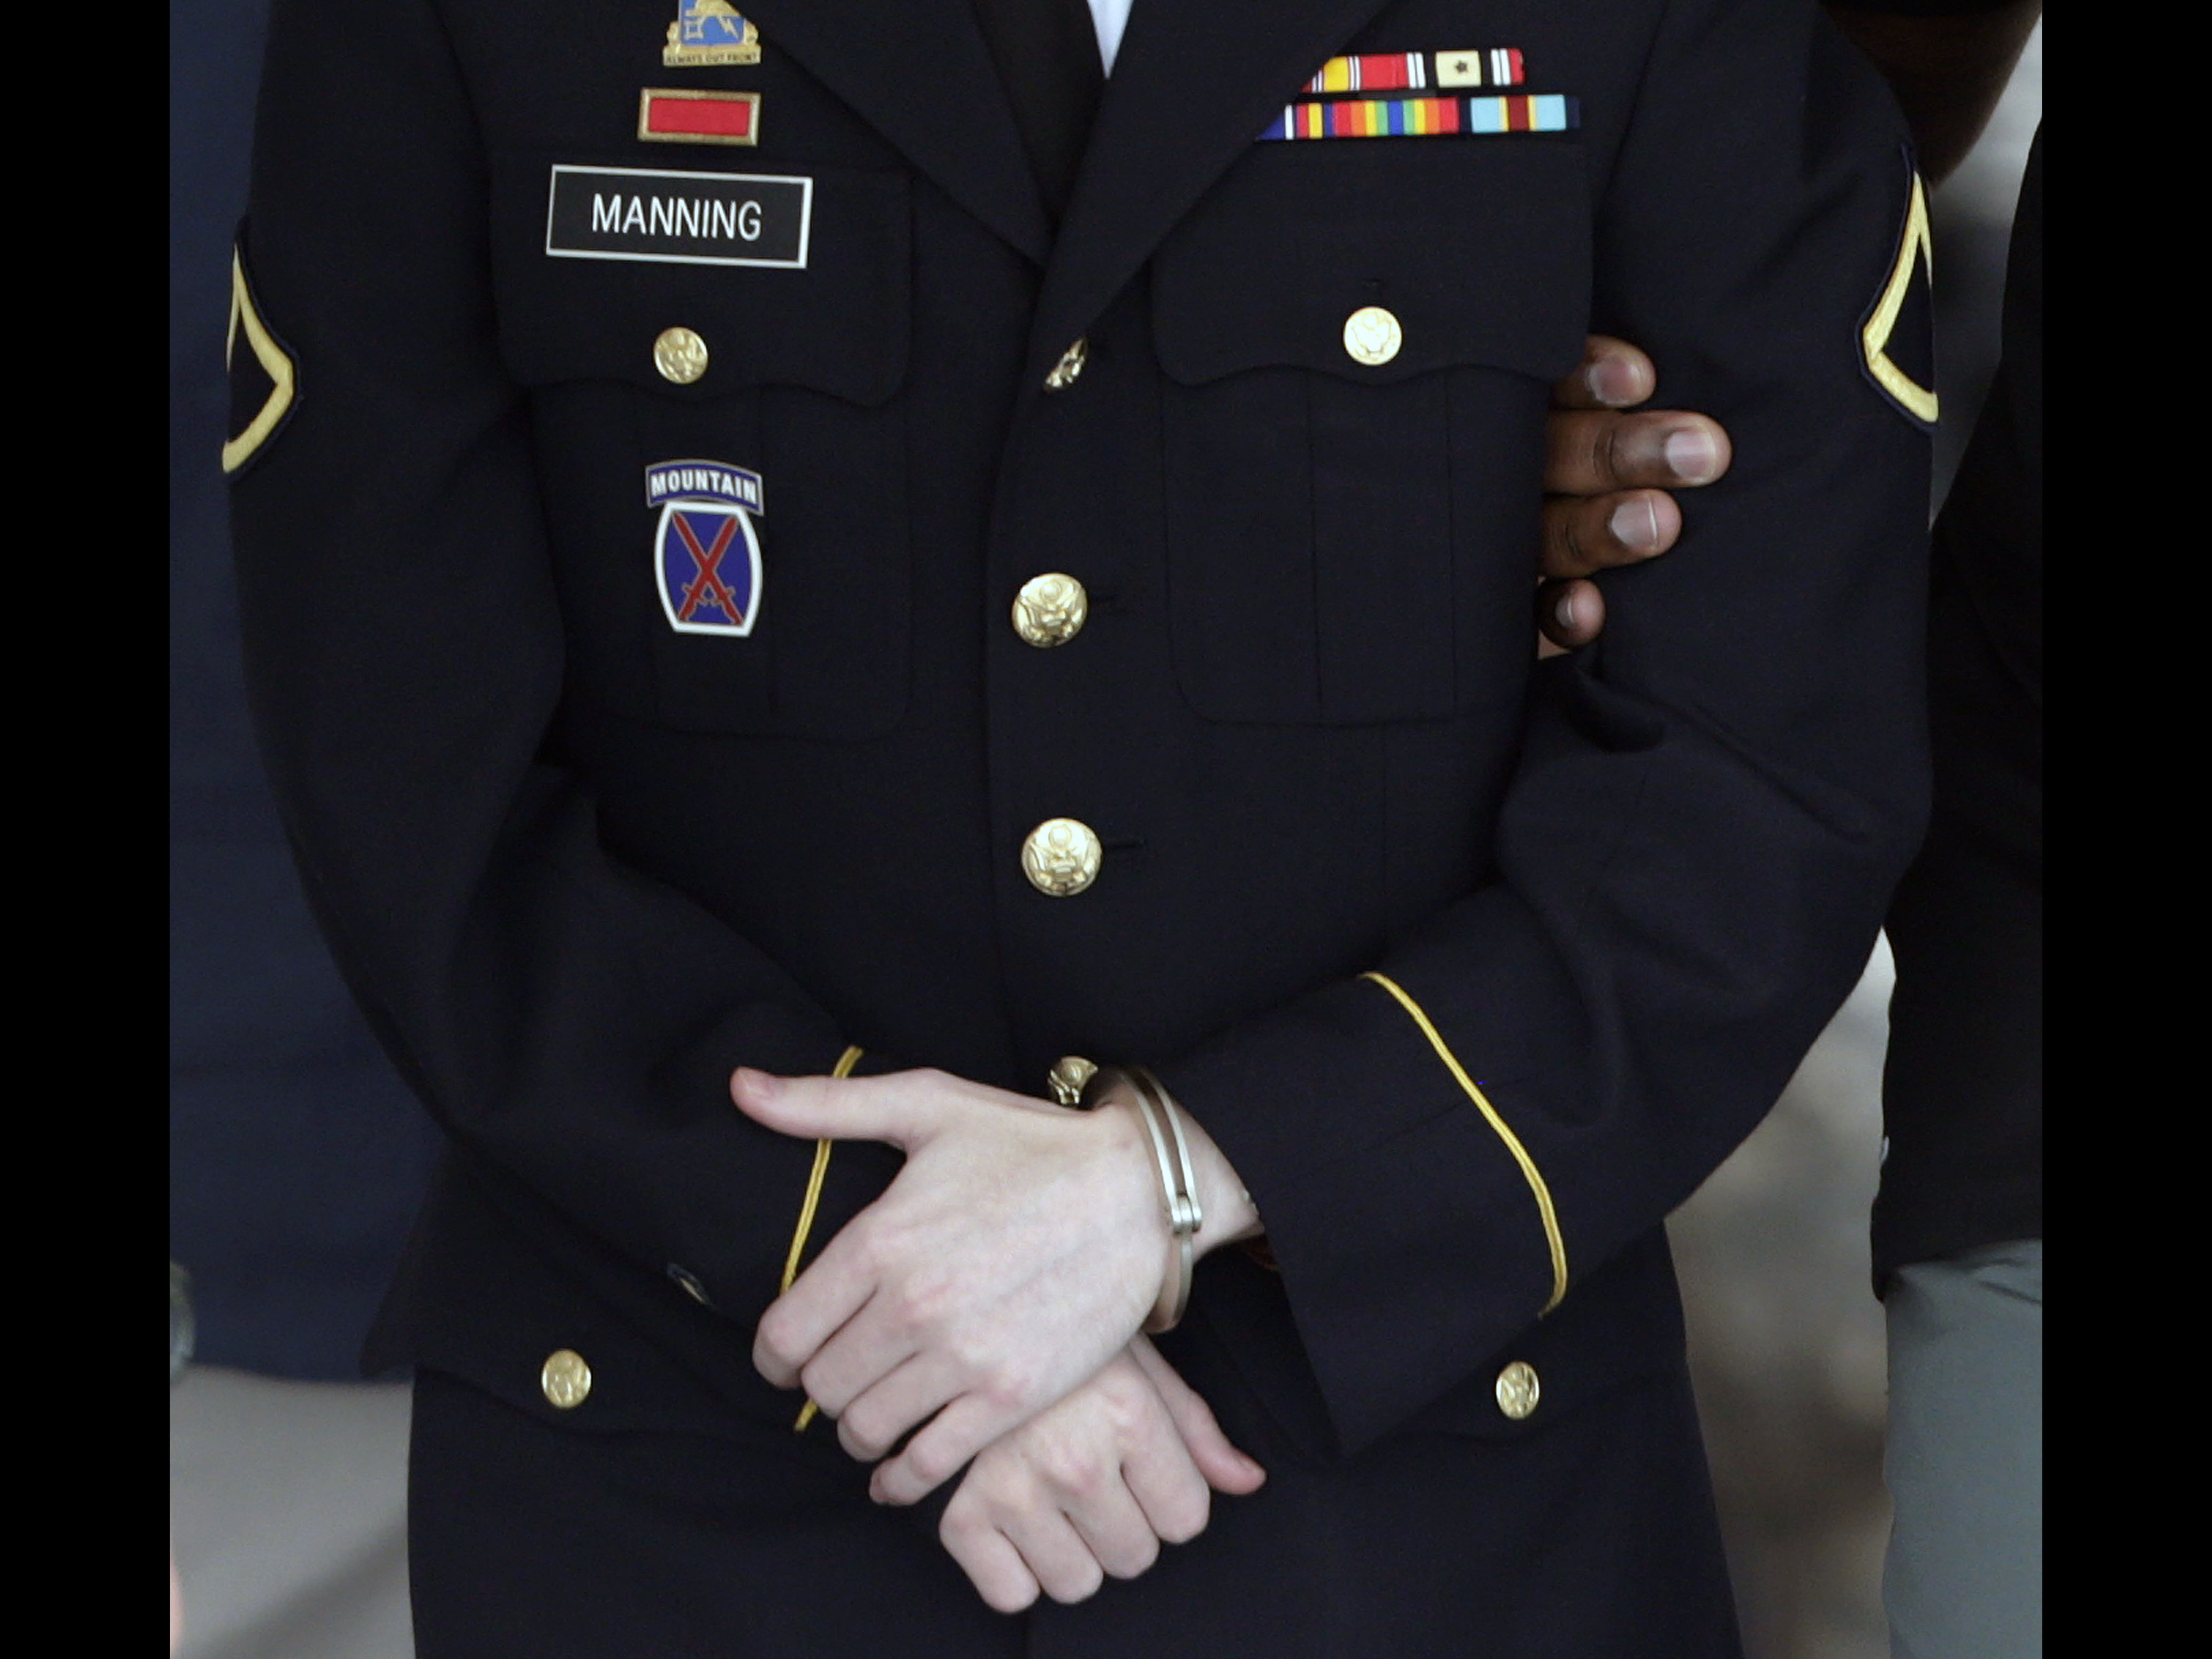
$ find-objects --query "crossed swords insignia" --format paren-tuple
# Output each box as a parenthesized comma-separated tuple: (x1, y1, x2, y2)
(669, 511, 746, 624)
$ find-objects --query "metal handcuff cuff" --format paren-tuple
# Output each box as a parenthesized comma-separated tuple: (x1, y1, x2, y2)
(1048, 1057, 1202, 1333)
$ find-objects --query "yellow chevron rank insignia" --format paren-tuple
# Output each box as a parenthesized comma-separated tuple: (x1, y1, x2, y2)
(223, 238, 298, 477)
(1860, 164, 1938, 429)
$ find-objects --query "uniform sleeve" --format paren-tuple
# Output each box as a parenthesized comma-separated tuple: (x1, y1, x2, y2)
(1823, 0, 2022, 13)
(1160, 1, 1933, 1454)
(226, 0, 890, 1325)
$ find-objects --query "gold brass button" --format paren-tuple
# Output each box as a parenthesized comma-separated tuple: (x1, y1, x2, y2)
(1022, 819, 1102, 897)
(1048, 1055, 1099, 1106)
(541, 1348, 593, 1409)
(653, 326, 709, 384)
(1494, 1360, 1540, 1420)
(1043, 337, 1088, 391)
(1012, 574, 1089, 647)
(1343, 305, 1402, 366)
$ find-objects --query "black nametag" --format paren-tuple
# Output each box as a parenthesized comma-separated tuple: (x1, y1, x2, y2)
(545, 165, 812, 268)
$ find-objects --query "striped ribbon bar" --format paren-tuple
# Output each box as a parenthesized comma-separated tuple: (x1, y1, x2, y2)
(1257, 92, 1578, 141)
(1305, 47, 1524, 94)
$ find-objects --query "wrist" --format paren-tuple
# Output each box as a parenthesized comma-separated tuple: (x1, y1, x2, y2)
(1082, 1066, 1196, 1331)
(1178, 1111, 1261, 1255)
(1049, 1056, 1263, 1259)
(1065, 1061, 1263, 1332)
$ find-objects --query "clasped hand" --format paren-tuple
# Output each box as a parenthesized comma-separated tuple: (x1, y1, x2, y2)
(941, 1335, 1265, 1611)
(731, 1065, 1264, 1608)
(733, 1066, 1189, 1503)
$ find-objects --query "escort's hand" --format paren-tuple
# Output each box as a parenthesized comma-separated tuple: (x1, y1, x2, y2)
(940, 1336, 1266, 1612)
(731, 1066, 1261, 1505)
(1538, 334, 1734, 655)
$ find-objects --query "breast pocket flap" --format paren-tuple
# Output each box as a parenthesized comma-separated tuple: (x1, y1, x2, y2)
(1153, 142, 1589, 389)
(489, 156, 910, 408)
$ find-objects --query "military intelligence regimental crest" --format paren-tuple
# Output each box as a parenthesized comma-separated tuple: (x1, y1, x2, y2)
(664, 0, 761, 66)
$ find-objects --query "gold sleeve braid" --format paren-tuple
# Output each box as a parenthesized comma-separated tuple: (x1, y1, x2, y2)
(787, 1044, 864, 1432)
(1359, 973, 1568, 1313)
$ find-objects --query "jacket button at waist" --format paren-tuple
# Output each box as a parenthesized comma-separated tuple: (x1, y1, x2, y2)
(1012, 574, 1088, 647)
(1494, 1360, 1540, 1420)
(1048, 1055, 1099, 1106)
(1043, 336, 1088, 391)
(653, 326, 710, 384)
(1022, 819, 1102, 896)
(540, 1348, 593, 1409)
(1343, 305, 1402, 366)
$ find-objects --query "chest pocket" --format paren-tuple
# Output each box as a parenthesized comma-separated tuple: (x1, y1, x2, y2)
(1151, 141, 1588, 726)
(489, 155, 912, 740)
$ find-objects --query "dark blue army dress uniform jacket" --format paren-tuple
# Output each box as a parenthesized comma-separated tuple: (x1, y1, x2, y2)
(228, 0, 1932, 1652)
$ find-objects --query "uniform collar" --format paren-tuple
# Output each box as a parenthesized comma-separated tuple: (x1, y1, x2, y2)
(737, 0, 1392, 347)
(1032, 0, 1393, 373)
(737, 0, 1056, 263)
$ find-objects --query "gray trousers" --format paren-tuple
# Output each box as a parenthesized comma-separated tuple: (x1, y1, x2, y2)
(169, 1369, 414, 1659)
(1883, 1238, 2042, 1659)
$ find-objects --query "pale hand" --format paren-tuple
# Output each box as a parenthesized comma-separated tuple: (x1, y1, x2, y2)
(731, 1066, 1259, 1505)
(940, 1336, 1266, 1612)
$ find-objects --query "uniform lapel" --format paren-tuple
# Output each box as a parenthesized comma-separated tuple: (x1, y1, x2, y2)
(1029, 0, 1394, 371)
(737, 0, 1054, 264)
